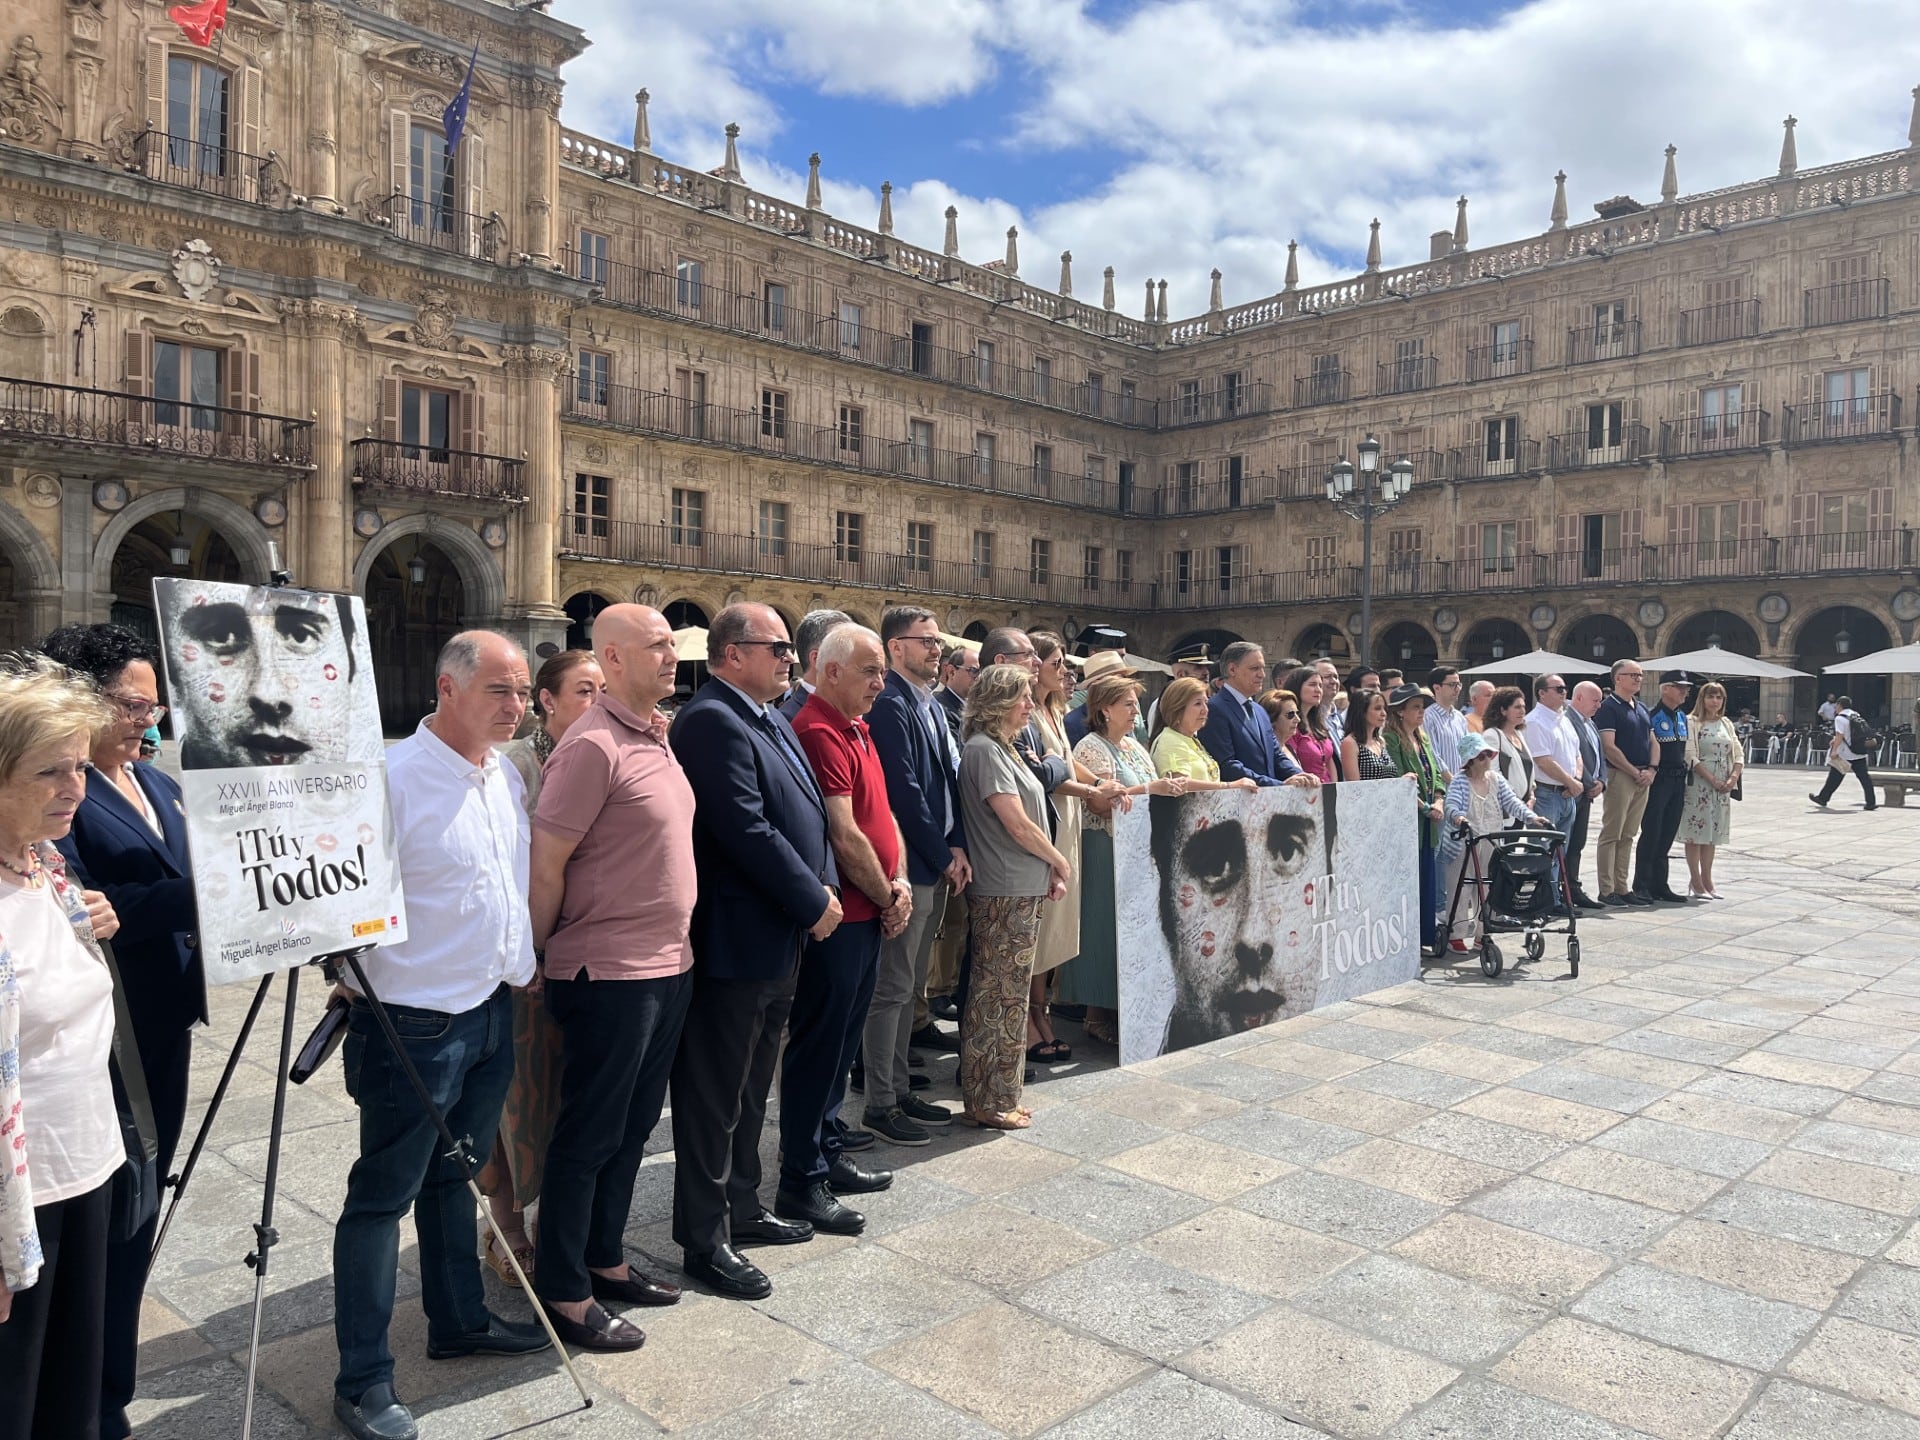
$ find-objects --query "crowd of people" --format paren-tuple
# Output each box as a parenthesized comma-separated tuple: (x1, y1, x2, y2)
(0, 606, 1825, 1440)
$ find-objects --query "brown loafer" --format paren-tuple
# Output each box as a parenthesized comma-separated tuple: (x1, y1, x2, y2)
(545, 1300, 645, 1353)
(590, 1267, 682, 1308)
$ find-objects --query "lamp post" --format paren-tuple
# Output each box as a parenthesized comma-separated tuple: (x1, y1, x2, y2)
(1325, 433, 1416, 667)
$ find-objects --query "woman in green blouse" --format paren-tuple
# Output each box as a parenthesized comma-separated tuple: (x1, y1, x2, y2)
(1382, 683, 1446, 956)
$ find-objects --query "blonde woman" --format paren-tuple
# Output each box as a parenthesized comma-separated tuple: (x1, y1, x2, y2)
(1152, 678, 1259, 791)
(1679, 680, 1741, 898)
(957, 665, 1070, 1129)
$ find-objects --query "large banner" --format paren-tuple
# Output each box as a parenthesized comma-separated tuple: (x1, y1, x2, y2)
(153, 578, 408, 984)
(1115, 778, 1421, 1064)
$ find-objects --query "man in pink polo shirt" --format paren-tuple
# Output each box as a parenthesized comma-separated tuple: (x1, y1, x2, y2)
(527, 603, 696, 1353)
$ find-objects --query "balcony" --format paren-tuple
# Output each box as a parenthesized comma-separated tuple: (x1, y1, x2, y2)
(1294, 370, 1351, 408)
(1376, 356, 1438, 396)
(1158, 380, 1276, 427)
(350, 438, 526, 504)
(1466, 339, 1533, 382)
(1547, 424, 1651, 470)
(1677, 300, 1762, 346)
(1565, 320, 1641, 366)
(133, 127, 290, 208)
(376, 195, 507, 263)
(562, 382, 1148, 513)
(0, 377, 312, 469)
(1784, 391, 1902, 443)
(1453, 439, 1540, 480)
(1660, 408, 1771, 457)
(1803, 279, 1891, 328)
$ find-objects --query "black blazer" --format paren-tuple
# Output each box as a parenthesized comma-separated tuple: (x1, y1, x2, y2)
(670, 679, 837, 982)
(867, 672, 964, 887)
(56, 763, 206, 1037)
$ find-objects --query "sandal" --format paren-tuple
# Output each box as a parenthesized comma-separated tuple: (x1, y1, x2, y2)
(483, 1228, 536, 1288)
(1083, 1017, 1118, 1047)
(962, 1109, 1032, 1130)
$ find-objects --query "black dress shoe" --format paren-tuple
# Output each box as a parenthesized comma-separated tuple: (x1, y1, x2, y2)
(1625, 892, 1655, 906)
(826, 1153, 894, 1193)
(1602, 894, 1630, 908)
(683, 1244, 772, 1300)
(1572, 893, 1606, 911)
(425, 1312, 552, 1360)
(334, 1383, 418, 1440)
(732, 1208, 814, 1246)
(930, 995, 960, 1021)
(590, 1267, 682, 1307)
(1653, 889, 1691, 904)
(776, 1181, 865, 1236)
(1809, 792, 1828, 808)
(910, 1022, 961, 1053)
(837, 1125, 876, 1151)
(544, 1300, 646, 1353)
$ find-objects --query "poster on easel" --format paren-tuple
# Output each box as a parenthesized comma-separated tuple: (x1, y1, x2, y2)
(152, 577, 408, 984)
(1114, 779, 1420, 1064)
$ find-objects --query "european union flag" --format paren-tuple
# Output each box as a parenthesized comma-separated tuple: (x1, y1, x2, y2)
(443, 43, 478, 157)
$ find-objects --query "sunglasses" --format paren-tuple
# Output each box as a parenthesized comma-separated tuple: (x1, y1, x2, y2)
(733, 639, 796, 659)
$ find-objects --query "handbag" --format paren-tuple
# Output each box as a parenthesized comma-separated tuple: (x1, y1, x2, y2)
(100, 941, 161, 1244)
(1730, 776, 1743, 802)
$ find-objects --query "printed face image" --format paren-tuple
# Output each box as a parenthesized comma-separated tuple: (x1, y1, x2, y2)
(1154, 793, 1327, 1048)
(156, 579, 379, 769)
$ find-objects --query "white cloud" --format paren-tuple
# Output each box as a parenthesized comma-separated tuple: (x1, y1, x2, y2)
(549, 0, 1919, 317)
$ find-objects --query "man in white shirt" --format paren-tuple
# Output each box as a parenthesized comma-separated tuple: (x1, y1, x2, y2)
(332, 631, 544, 1440)
(1817, 694, 1839, 726)
(1810, 695, 1879, 810)
(1524, 674, 1585, 853)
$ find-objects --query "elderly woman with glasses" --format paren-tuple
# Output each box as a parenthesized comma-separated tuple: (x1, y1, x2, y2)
(39, 624, 203, 1440)
(0, 656, 123, 1440)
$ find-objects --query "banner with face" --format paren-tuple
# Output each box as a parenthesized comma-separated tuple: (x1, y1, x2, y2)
(1114, 780, 1420, 1064)
(153, 578, 406, 983)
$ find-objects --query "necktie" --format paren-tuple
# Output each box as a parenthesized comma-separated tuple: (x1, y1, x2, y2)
(761, 711, 817, 796)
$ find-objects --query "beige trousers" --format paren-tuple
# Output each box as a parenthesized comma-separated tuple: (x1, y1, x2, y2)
(1596, 777, 1651, 896)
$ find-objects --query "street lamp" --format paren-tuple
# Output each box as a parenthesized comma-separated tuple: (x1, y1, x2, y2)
(1324, 433, 1416, 666)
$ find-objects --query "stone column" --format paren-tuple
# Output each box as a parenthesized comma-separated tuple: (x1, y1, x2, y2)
(515, 79, 564, 263)
(302, 6, 346, 210)
(504, 344, 569, 641)
(293, 301, 356, 591)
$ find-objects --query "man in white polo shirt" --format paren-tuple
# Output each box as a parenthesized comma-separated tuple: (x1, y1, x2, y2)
(331, 630, 545, 1440)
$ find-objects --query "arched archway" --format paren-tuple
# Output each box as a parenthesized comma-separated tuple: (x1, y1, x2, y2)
(0, 303, 53, 383)
(1796, 605, 1893, 721)
(92, 488, 275, 629)
(1294, 622, 1350, 663)
(1667, 609, 1760, 657)
(0, 499, 61, 647)
(1561, 613, 1639, 665)
(663, 599, 711, 630)
(108, 514, 245, 644)
(351, 516, 505, 621)
(563, 589, 621, 650)
(1376, 621, 1437, 675)
(1461, 617, 1531, 669)
(1169, 627, 1244, 663)
(355, 520, 503, 735)
(962, 620, 989, 642)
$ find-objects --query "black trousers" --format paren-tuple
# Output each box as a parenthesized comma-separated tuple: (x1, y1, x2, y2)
(779, 918, 880, 1192)
(669, 967, 797, 1257)
(1633, 770, 1689, 895)
(0, 1181, 112, 1440)
(535, 968, 693, 1304)
(1566, 791, 1594, 896)
(1814, 758, 1877, 808)
(101, 1023, 192, 1440)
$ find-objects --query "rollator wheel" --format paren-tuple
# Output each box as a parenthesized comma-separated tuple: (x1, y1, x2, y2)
(1525, 931, 1545, 964)
(1480, 939, 1503, 978)
(1567, 936, 1581, 979)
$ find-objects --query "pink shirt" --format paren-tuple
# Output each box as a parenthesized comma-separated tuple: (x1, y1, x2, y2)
(1293, 731, 1337, 783)
(534, 693, 697, 981)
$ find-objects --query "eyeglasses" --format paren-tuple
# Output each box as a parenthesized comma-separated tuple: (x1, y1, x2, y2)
(1280, 709, 1300, 720)
(900, 635, 944, 650)
(732, 639, 797, 660)
(1543, 684, 1567, 693)
(953, 664, 980, 675)
(108, 695, 168, 722)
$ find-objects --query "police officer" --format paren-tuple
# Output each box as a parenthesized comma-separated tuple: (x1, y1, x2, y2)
(1632, 669, 1694, 904)
(1147, 644, 1214, 734)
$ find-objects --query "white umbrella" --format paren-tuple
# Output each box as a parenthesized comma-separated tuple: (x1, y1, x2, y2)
(672, 626, 708, 663)
(1636, 645, 1809, 680)
(1460, 648, 1610, 677)
(1822, 642, 1920, 676)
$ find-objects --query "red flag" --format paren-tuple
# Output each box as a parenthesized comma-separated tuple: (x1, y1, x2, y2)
(167, 0, 228, 47)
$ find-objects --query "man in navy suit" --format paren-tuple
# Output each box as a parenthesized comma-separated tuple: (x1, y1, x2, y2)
(668, 604, 841, 1301)
(1198, 641, 1319, 788)
(777, 608, 850, 722)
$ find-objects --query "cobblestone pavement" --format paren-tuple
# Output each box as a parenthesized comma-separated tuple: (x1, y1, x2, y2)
(127, 768, 1920, 1438)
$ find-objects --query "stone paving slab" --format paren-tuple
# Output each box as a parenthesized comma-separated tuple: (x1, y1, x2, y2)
(124, 772, 1920, 1436)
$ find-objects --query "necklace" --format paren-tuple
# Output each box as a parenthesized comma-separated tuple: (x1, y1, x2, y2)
(0, 847, 41, 883)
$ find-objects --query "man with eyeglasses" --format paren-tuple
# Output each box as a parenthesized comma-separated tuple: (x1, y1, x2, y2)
(667, 604, 839, 1301)
(1595, 659, 1656, 906)
(935, 645, 979, 749)
(1422, 666, 1467, 777)
(1524, 674, 1584, 894)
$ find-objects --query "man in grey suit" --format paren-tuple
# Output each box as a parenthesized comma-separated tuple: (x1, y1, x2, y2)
(779, 609, 851, 721)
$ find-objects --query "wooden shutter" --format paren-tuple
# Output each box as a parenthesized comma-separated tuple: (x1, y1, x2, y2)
(379, 375, 402, 440)
(464, 133, 487, 258)
(1869, 486, 1894, 530)
(1623, 507, 1643, 551)
(1788, 492, 1818, 537)
(1669, 503, 1695, 550)
(122, 329, 150, 394)
(389, 111, 410, 206)
(223, 347, 260, 448)
(1455, 522, 1479, 570)
(1555, 513, 1579, 553)
(460, 389, 486, 455)
(1737, 498, 1764, 541)
(145, 40, 169, 137)
(239, 63, 263, 199)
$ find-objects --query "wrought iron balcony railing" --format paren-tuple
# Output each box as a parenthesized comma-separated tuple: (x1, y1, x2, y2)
(350, 438, 526, 503)
(1465, 338, 1533, 381)
(132, 126, 290, 208)
(1783, 391, 1902, 442)
(376, 195, 509, 263)
(1677, 300, 1762, 346)
(1547, 423, 1651, 470)
(1452, 438, 1541, 480)
(0, 376, 312, 467)
(1376, 356, 1438, 395)
(1293, 370, 1351, 408)
(1660, 407, 1771, 456)
(1564, 320, 1641, 365)
(1803, 278, 1891, 328)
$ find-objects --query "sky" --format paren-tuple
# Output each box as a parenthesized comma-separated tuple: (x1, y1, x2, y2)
(545, 0, 1918, 320)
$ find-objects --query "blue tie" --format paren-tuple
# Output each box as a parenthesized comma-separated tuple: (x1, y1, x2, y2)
(761, 711, 817, 797)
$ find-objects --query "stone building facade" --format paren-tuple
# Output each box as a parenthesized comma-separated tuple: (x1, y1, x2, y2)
(0, 0, 1915, 726)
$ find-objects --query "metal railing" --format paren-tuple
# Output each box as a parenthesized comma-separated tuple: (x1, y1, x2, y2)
(1677, 300, 1762, 346)
(1376, 356, 1438, 395)
(1565, 320, 1641, 366)
(1660, 407, 1771, 457)
(1159, 380, 1276, 427)
(1803, 278, 1891, 327)
(1547, 424, 1651, 470)
(1466, 338, 1533, 381)
(350, 438, 526, 503)
(1294, 370, 1351, 408)
(0, 376, 312, 467)
(1452, 438, 1541, 480)
(1784, 391, 1902, 442)
(133, 126, 290, 207)
(377, 195, 508, 262)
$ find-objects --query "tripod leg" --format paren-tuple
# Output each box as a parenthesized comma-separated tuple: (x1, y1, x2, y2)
(240, 967, 300, 1440)
(342, 954, 592, 1412)
(152, 970, 274, 1268)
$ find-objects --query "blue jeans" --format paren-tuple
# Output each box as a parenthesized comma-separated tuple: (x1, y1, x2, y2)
(1535, 787, 1577, 890)
(333, 985, 513, 1402)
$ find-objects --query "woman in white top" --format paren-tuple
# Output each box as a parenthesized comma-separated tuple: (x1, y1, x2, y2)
(0, 657, 123, 1440)
(1439, 731, 1545, 950)
(1486, 685, 1536, 809)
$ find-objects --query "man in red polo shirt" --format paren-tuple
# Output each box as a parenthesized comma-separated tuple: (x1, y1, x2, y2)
(781, 623, 908, 1234)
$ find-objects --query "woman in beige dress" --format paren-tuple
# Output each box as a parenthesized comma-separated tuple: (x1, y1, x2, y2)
(1027, 633, 1100, 1062)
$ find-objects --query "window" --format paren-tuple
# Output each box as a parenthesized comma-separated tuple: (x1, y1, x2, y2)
(973, 339, 995, 388)
(1700, 383, 1743, 445)
(1083, 545, 1102, 590)
(1034, 356, 1052, 402)
(1491, 320, 1522, 364)
(1696, 501, 1739, 562)
(974, 432, 996, 481)
(906, 522, 933, 572)
(1586, 401, 1623, 455)
(1032, 444, 1053, 489)
(1117, 460, 1136, 512)
(153, 340, 223, 431)
(1593, 300, 1627, 349)
(757, 500, 789, 558)
(1222, 371, 1245, 416)
(1179, 379, 1202, 421)
(675, 258, 703, 311)
(834, 511, 863, 564)
(1481, 521, 1517, 573)
(673, 367, 707, 439)
(759, 388, 788, 441)
(407, 123, 455, 234)
(1085, 454, 1106, 499)
(397, 383, 452, 462)
(908, 418, 934, 474)
(1309, 352, 1341, 404)
(575, 350, 610, 408)
(1171, 549, 1192, 596)
(1120, 379, 1137, 421)
(1306, 535, 1339, 579)
(762, 281, 788, 337)
(1216, 546, 1240, 594)
(670, 487, 705, 548)
(572, 473, 609, 538)
(166, 57, 230, 174)
(1176, 461, 1198, 511)
(576, 229, 610, 285)
(1823, 367, 1872, 432)
(1029, 538, 1051, 585)
(837, 301, 862, 352)
(1820, 492, 1869, 561)
(1484, 416, 1518, 472)
(1225, 454, 1244, 508)
(1086, 370, 1104, 413)
(1115, 548, 1133, 593)
(1581, 512, 1621, 577)
(972, 530, 994, 579)
(837, 404, 863, 456)
(910, 322, 934, 376)
(1387, 527, 1422, 575)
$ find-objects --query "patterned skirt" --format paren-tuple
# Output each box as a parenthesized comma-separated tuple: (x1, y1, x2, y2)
(961, 894, 1044, 1115)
